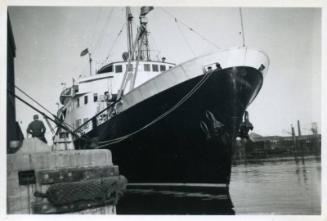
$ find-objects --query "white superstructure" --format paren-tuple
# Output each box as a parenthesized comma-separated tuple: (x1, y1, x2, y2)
(55, 6, 177, 139)
(58, 60, 175, 135)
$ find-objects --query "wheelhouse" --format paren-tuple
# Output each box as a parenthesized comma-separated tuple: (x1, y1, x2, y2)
(97, 61, 175, 74)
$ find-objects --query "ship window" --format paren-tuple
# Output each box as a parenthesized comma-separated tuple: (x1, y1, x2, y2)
(126, 64, 133, 71)
(152, 64, 159, 72)
(97, 65, 113, 74)
(83, 118, 89, 129)
(160, 65, 166, 71)
(73, 85, 79, 93)
(59, 132, 68, 139)
(76, 98, 80, 107)
(169, 66, 173, 69)
(144, 64, 150, 71)
(115, 65, 123, 73)
(93, 93, 98, 102)
(76, 119, 81, 128)
(104, 91, 109, 101)
(84, 95, 88, 104)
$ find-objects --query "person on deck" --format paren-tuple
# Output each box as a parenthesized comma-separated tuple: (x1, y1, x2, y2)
(26, 114, 47, 143)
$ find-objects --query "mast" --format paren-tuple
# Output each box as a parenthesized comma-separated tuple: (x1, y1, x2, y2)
(297, 120, 302, 137)
(139, 6, 153, 61)
(126, 7, 134, 61)
(143, 25, 150, 61)
(117, 6, 154, 100)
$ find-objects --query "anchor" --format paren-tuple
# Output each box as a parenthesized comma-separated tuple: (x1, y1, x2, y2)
(200, 110, 230, 145)
(237, 111, 253, 140)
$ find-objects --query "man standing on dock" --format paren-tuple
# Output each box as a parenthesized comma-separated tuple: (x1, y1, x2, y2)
(26, 114, 47, 143)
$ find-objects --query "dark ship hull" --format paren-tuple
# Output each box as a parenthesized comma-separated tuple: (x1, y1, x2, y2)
(75, 65, 263, 185)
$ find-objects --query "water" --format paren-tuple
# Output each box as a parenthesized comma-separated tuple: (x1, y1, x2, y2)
(117, 156, 321, 214)
(230, 156, 321, 215)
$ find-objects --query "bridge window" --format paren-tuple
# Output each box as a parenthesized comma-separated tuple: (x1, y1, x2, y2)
(160, 65, 166, 71)
(76, 98, 80, 107)
(98, 65, 113, 74)
(152, 64, 159, 72)
(84, 95, 88, 104)
(115, 65, 123, 73)
(93, 93, 98, 102)
(144, 64, 150, 72)
(169, 66, 173, 69)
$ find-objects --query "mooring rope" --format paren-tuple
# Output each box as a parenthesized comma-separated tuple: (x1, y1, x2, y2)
(14, 85, 75, 130)
(8, 91, 83, 140)
(15, 85, 56, 118)
(96, 68, 215, 148)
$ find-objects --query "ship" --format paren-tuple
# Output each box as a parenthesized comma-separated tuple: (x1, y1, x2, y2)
(55, 7, 269, 187)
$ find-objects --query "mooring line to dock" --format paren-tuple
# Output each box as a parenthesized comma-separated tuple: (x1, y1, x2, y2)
(7, 90, 86, 141)
(15, 85, 56, 119)
(14, 85, 75, 130)
(96, 68, 215, 148)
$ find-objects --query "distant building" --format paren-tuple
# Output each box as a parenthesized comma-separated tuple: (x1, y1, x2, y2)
(234, 133, 321, 160)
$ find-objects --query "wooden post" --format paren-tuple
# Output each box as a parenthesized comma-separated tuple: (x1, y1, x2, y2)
(291, 124, 298, 160)
(297, 120, 303, 155)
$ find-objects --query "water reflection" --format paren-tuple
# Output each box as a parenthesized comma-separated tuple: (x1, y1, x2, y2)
(230, 156, 320, 215)
(117, 156, 320, 215)
(117, 185, 235, 214)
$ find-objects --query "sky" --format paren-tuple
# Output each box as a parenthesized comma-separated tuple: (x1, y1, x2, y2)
(7, 7, 321, 141)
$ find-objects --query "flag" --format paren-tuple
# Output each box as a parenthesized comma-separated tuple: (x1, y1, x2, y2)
(140, 6, 154, 16)
(80, 48, 89, 56)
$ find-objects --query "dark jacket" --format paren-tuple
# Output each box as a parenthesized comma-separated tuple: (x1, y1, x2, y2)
(27, 120, 46, 137)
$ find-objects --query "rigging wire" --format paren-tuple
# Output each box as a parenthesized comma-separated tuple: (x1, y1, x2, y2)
(79, 8, 102, 77)
(89, 8, 103, 51)
(82, 8, 113, 73)
(239, 7, 246, 47)
(149, 32, 161, 60)
(92, 8, 115, 54)
(95, 68, 215, 148)
(14, 85, 75, 130)
(174, 18, 196, 57)
(103, 22, 126, 64)
(7, 90, 82, 139)
(160, 8, 221, 50)
(15, 85, 56, 118)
